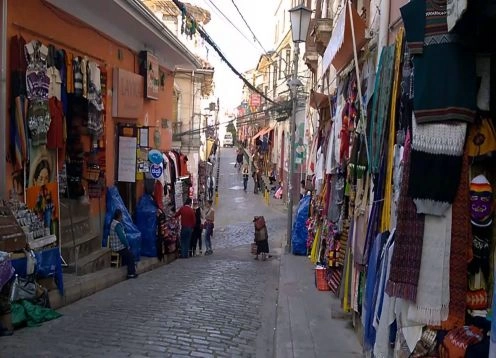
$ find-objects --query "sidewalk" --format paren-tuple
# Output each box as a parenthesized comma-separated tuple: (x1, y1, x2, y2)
(275, 253, 364, 358)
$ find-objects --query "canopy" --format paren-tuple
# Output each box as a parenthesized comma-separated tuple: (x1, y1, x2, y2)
(309, 90, 330, 110)
(252, 126, 272, 142)
(322, 4, 368, 73)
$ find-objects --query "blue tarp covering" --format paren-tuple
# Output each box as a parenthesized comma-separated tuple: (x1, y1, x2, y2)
(102, 186, 142, 261)
(136, 194, 158, 257)
(291, 195, 311, 256)
(11, 247, 64, 295)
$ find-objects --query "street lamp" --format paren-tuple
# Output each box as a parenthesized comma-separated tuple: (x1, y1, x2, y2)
(286, 4, 312, 251)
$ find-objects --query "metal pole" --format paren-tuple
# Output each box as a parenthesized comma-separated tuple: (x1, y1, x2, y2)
(286, 43, 300, 250)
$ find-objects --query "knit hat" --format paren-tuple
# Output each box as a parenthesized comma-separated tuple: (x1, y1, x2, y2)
(469, 175, 493, 227)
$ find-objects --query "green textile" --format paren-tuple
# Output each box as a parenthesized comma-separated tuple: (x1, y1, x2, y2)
(115, 223, 129, 247)
(11, 300, 62, 328)
(368, 45, 395, 174)
(400, 0, 476, 123)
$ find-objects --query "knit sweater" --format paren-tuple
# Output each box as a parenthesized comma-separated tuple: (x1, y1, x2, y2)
(407, 117, 466, 216)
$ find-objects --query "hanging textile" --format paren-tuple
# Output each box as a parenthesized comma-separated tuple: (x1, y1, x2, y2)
(386, 131, 425, 302)
(380, 28, 404, 232)
(368, 45, 395, 174)
(441, 152, 469, 330)
(400, 0, 476, 124)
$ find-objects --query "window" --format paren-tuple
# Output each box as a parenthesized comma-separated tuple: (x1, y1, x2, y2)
(273, 63, 278, 97)
(285, 49, 291, 77)
(279, 56, 283, 79)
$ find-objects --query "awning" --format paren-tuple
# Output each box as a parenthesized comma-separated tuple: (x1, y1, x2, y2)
(322, 4, 367, 73)
(252, 126, 273, 142)
(309, 90, 330, 110)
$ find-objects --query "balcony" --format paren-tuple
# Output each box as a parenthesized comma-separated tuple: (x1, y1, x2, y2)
(304, 19, 318, 74)
(172, 121, 182, 141)
(312, 18, 333, 56)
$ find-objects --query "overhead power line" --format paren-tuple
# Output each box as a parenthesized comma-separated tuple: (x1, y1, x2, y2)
(203, 0, 258, 50)
(170, 0, 275, 104)
(230, 0, 268, 54)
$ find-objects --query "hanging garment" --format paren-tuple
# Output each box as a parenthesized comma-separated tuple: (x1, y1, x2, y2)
(408, 116, 466, 216)
(386, 131, 425, 302)
(362, 231, 388, 350)
(373, 240, 396, 358)
(401, 0, 476, 123)
(441, 152, 469, 330)
(368, 45, 395, 174)
(407, 206, 452, 326)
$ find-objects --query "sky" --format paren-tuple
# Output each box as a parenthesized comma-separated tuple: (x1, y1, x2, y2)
(189, 0, 277, 112)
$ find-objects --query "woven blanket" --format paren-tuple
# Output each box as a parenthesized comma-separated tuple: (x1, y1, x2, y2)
(407, 207, 451, 325)
(440, 152, 469, 330)
(386, 131, 425, 301)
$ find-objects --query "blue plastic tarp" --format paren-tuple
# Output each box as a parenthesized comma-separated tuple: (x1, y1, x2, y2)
(291, 195, 311, 256)
(102, 186, 142, 261)
(11, 247, 64, 295)
(136, 194, 158, 257)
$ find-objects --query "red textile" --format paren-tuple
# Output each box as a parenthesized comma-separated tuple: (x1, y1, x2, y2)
(440, 153, 469, 329)
(47, 97, 65, 150)
(153, 181, 164, 210)
(386, 131, 425, 302)
(175, 205, 195, 228)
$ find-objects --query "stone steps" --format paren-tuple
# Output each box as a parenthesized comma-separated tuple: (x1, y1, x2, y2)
(64, 248, 111, 276)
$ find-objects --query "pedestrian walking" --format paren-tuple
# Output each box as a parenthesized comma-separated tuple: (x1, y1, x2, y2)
(207, 175, 215, 201)
(235, 150, 243, 172)
(190, 200, 203, 256)
(242, 164, 249, 192)
(253, 216, 269, 261)
(109, 209, 137, 278)
(175, 198, 195, 258)
(252, 169, 259, 194)
(203, 200, 215, 255)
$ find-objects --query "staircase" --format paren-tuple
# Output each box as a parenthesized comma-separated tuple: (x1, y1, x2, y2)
(60, 199, 111, 275)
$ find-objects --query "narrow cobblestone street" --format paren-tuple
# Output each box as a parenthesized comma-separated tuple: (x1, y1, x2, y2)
(1, 148, 287, 358)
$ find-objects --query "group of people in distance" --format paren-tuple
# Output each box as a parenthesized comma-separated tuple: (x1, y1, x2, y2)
(175, 198, 215, 258)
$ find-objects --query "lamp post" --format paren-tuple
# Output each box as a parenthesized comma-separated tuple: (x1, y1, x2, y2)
(287, 4, 312, 250)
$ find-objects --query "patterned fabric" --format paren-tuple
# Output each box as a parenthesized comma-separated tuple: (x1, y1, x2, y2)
(386, 131, 424, 301)
(109, 220, 125, 252)
(466, 289, 488, 310)
(400, 0, 476, 123)
(408, 117, 466, 216)
(440, 153, 469, 330)
(439, 326, 484, 357)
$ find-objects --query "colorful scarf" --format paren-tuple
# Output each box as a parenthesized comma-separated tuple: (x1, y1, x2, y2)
(386, 131, 425, 301)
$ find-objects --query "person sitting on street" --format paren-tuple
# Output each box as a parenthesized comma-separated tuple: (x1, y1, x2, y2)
(204, 200, 215, 255)
(109, 209, 137, 279)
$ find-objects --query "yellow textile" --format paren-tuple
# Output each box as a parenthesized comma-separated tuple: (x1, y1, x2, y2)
(380, 28, 404, 232)
(342, 244, 352, 312)
(310, 225, 321, 264)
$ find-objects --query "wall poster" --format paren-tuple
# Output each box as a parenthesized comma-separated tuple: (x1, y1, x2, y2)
(118, 136, 137, 183)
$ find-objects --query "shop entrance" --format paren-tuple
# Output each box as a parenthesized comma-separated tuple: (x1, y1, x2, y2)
(116, 124, 137, 215)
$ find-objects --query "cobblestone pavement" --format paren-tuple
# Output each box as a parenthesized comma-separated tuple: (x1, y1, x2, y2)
(1, 147, 286, 358)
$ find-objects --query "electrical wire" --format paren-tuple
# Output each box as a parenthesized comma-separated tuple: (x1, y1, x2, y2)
(202, 0, 260, 51)
(171, 0, 275, 104)
(230, 0, 268, 54)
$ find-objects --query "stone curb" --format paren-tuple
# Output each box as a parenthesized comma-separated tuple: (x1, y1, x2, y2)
(48, 254, 176, 309)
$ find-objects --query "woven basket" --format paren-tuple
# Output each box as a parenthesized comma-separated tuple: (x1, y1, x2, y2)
(315, 267, 330, 291)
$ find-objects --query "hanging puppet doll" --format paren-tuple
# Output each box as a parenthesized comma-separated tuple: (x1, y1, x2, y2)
(467, 175, 493, 312)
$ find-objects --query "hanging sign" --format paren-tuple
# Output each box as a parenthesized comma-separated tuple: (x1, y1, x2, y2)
(112, 68, 144, 118)
(148, 149, 162, 164)
(150, 164, 163, 179)
(118, 136, 137, 183)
